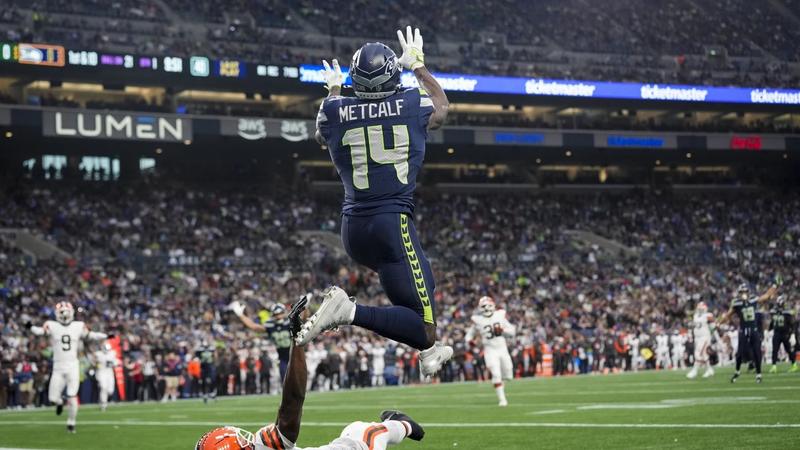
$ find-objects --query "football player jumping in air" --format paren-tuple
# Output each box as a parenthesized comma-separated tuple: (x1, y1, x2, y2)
(721, 282, 779, 383)
(465, 297, 516, 406)
(296, 26, 452, 377)
(26, 301, 110, 433)
(197, 296, 426, 450)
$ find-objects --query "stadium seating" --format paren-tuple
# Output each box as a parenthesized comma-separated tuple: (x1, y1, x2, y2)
(2, 181, 798, 405)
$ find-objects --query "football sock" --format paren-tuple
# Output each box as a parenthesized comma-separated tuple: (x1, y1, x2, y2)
(99, 389, 108, 409)
(353, 305, 428, 350)
(67, 396, 78, 426)
(382, 420, 408, 444)
(495, 383, 507, 403)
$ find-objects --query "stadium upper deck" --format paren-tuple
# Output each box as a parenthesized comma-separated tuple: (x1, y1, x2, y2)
(2, 0, 799, 87)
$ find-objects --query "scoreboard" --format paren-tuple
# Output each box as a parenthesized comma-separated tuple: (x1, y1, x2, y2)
(1, 42, 65, 67)
(2, 40, 799, 106)
(0, 41, 297, 83)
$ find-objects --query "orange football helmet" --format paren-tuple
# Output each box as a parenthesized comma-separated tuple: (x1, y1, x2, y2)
(195, 426, 255, 450)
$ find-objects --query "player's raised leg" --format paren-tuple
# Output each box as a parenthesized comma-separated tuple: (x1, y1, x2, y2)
(297, 212, 452, 375)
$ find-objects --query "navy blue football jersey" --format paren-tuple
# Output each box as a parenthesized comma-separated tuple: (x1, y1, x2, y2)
(264, 319, 293, 361)
(317, 87, 434, 216)
(732, 298, 760, 331)
(769, 307, 794, 333)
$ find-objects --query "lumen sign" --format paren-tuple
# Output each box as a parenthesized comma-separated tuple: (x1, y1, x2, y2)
(43, 111, 190, 142)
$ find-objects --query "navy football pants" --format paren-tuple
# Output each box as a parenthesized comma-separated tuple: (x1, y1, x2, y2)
(736, 329, 762, 374)
(342, 212, 436, 350)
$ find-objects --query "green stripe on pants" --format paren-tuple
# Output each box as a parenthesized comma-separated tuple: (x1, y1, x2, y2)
(400, 214, 434, 324)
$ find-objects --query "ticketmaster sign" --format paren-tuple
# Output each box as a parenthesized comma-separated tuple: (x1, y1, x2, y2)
(43, 111, 191, 142)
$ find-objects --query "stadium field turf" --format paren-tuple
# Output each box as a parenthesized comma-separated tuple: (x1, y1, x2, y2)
(1, 366, 798, 449)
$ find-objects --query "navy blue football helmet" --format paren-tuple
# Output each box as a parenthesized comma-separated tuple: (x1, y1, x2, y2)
(350, 42, 402, 100)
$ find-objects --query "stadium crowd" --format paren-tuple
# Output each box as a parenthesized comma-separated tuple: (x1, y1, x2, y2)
(2, 0, 800, 87)
(1, 180, 798, 407)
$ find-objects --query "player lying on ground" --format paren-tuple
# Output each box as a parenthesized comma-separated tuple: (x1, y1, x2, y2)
(296, 26, 452, 378)
(721, 282, 779, 383)
(465, 297, 516, 406)
(197, 296, 425, 450)
(26, 301, 109, 433)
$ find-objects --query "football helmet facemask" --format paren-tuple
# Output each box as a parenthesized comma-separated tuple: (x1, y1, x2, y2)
(350, 42, 402, 100)
(55, 302, 75, 325)
(478, 296, 496, 317)
(195, 426, 255, 450)
(736, 283, 750, 300)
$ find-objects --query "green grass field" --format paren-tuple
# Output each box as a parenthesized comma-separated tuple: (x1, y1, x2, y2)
(1, 366, 798, 449)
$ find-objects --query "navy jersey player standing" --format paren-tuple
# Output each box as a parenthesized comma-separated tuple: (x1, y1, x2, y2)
(295, 26, 453, 377)
(721, 282, 778, 383)
(768, 295, 797, 373)
(231, 302, 294, 381)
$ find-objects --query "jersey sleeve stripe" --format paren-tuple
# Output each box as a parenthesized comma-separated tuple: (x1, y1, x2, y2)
(419, 97, 434, 108)
(363, 424, 388, 450)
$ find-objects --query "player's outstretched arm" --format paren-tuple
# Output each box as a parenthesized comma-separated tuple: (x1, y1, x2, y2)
(397, 26, 449, 130)
(413, 66, 449, 130)
(275, 296, 310, 443)
(84, 325, 109, 341)
(757, 285, 778, 304)
(27, 321, 46, 336)
(314, 59, 345, 146)
(230, 301, 265, 332)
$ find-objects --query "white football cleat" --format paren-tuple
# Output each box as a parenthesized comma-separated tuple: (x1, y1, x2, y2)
(686, 368, 698, 379)
(498, 399, 508, 407)
(702, 368, 715, 378)
(419, 344, 454, 377)
(294, 286, 354, 346)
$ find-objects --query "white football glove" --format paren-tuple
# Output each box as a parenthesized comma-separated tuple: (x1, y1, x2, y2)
(321, 59, 345, 91)
(229, 301, 246, 317)
(397, 26, 425, 70)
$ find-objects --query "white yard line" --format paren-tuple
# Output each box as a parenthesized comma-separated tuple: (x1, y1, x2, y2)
(0, 420, 797, 429)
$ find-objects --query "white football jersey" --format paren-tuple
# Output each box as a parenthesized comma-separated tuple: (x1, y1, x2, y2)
(692, 311, 713, 339)
(469, 310, 515, 351)
(656, 334, 669, 350)
(95, 349, 118, 374)
(42, 320, 91, 368)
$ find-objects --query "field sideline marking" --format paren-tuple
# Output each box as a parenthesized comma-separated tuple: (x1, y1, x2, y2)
(0, 420, 798, 429)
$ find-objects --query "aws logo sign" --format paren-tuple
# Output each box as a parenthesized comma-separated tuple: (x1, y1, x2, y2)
(237, 118, 267, 140)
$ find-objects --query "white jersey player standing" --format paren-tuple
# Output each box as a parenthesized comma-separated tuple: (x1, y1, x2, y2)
(371, 346, 386, 387)
(465, 297, 516, 406)
(655, 333, 671, 369)
(94, 343, 118, 411)
(670, 331, 686, 370)
(686, 302, 715, 379)
(27, 302, 108, 433)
